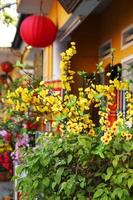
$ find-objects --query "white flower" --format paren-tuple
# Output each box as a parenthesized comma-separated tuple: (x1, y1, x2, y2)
(125, 121, 132, 128)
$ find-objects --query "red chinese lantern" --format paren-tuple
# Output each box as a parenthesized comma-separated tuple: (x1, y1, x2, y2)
(1, 62, 13, 73)
(20, 15, 57, 48)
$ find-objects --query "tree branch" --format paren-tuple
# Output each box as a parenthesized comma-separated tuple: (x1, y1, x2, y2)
(0, 2, 16, 11)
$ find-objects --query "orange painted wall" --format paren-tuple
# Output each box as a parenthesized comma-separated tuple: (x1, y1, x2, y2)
(71, 0, 133, 74)
(48, 0, 71, 28)
(57, 2, 71, 29)
(98, 0, 133, 67)
(46, 0, 133, 89)
(71, 16, 99, 73)
(69, 0, 133, 93)
(44, 0, 71, 80)
(70, 16, 99, 94)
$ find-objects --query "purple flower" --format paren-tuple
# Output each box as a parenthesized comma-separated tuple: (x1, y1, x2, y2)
(0, 130, 8, 137)
(11, 135, 29, 164)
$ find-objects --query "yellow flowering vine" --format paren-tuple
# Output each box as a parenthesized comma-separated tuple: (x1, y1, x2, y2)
(4, 42, 133, 145)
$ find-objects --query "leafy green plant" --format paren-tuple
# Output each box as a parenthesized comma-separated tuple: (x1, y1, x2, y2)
(14, 133, 133, 200)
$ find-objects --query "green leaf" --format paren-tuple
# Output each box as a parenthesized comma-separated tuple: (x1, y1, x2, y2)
(78, 136, 91, 149)
(55, 197, 61, 200)
(52, 182, 57, 189)
(96, 61, 104, 72)
(92, 144, 105, 158)
(93, 189, 104, 198)
(40, 157, 50, 167)
(15, 165, 25, 175)
(110, 48, 116, 54)
(67, 154, 73, 164)
(112, 187, 123, 199)
(55, 167, 64, 184)
(12, 175, 19, 181)
(123, 142, 132, 152)
(77, 71, 88, 77)
(112, 156, 119, 168)
(128, 178, 133, 189)
(80, 181, 85, 189)
(122, 189, 129, 197)
(59, 182, 67, 193)
(105, 167, 113, 181)
(57, 167, 64, 177)
(55, 159, 66, 167)
(116, 174, 123, 185)
(117, 190, 123, 199)
(54, 148, 63, 156)
(42, 177, 50, 187)
(33, 180, 38, 189)
(94, 93, 104, 100)
(77, 193, 86, 200)
(102, 194, 108, 200)
(15, 60, 25, 68)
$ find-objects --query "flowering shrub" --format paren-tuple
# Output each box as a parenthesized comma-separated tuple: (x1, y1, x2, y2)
(5, 43, 133, 199)
(0, 130, 13, 179)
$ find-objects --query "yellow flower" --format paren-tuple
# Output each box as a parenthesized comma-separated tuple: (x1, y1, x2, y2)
(39, 90, 48, 98)
(121, 132, 132, 140)
(6, 99, 14, 105)
(99, 117, 104, 124)
(101, 136, 109, 145)
(101, 133, 112, 145)
(20, 103, 28, 112)
(60, 52, 66, 57)
(127, 134, 132, 140)
(71, 42, 76, 46)
(40, 80, 44, 86)
(101, 125, 107, 131)
(113, 79, 120, 89)
(88, 129, 95, 136)
(107, 72, 111, 76)
(15, 86, 23, 94)
(108, 85, 114, 92)
(36, 116, 40, 122)
(96, 85, 104, 93)
(15, 100, 20, 111)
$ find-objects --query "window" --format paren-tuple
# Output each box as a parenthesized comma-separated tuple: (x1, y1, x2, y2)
(120, 56, 133, 117)
(121, 55, 133, 91)
(99, 40, 112, 59)
(121, 24, 133, 49)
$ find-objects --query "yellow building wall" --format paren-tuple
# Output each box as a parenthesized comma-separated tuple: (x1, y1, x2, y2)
(71, 0, 133, 74)
(57, 2, 71, 29)
(69, 0, 133, 93)
(44, 0, 133, 83)
(98, 0, 133, 67)
(43, 0, 71, 80)
(48, 0, 71, 28)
